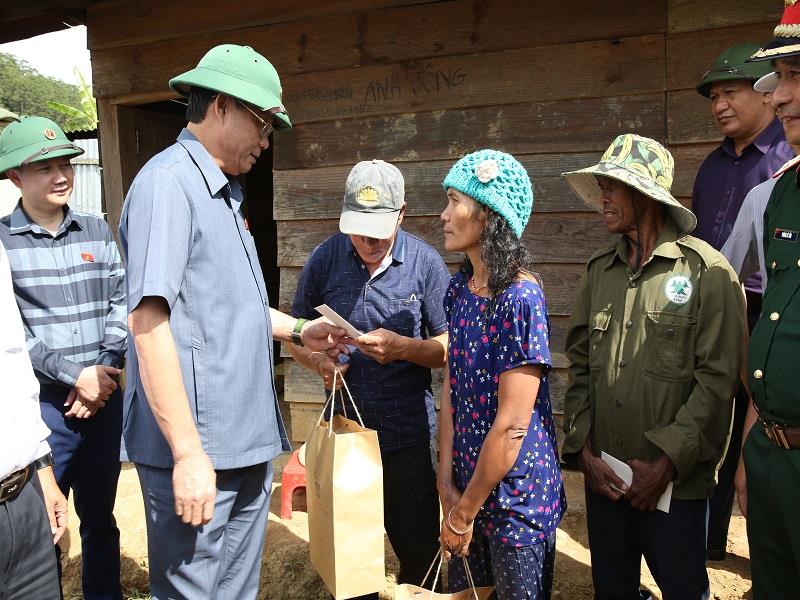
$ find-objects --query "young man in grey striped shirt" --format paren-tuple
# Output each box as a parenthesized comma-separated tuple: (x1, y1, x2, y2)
(0, 116, 126, 600)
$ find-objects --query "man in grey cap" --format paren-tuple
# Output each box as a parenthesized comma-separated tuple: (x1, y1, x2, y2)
(120, 44, 346, 599)
(290, 159, 451, 598)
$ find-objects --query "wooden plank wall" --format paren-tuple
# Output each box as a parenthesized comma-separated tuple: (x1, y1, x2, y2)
(87, 0, 782, 443)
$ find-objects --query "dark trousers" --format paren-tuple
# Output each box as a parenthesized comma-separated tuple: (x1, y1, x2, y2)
(0, 470, 61, 600)
(39, 384, 123, 600)
(346, 442, 440, 600)
(707, 290, 761, 558)
(585, 488, 709, 600)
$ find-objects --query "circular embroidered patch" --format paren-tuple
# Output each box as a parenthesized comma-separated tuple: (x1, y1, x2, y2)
(664, 275, 693, 305)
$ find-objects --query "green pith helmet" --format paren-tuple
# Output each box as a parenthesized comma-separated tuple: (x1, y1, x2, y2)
(0, 116, 83, 180)
(696, 43, 773, 97)
(169, 44, 292, 130)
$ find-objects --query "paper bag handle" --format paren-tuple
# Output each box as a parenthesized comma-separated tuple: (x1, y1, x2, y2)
(417, 549, 481, 599)
(317, 368, 366, 430)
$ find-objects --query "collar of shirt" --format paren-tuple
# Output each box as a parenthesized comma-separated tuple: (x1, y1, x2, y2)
(176, 128, 243, 210)
(721, 117, 784, 159)
(7, 201, 82, 238)
(608, 219, 683, 270)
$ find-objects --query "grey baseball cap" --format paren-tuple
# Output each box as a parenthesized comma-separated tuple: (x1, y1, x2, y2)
(339, 160, 405, 239)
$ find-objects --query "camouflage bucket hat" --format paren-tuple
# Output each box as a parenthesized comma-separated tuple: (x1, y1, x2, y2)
(562, 134, 697, 234)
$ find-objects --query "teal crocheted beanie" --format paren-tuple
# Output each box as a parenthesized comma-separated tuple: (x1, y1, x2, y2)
(442, 149, 533, 238)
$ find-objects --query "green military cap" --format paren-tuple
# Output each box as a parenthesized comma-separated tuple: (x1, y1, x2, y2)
(0, 116, 83, 179)
(169, 44, 292, 130)
(696, 43, 774, 97)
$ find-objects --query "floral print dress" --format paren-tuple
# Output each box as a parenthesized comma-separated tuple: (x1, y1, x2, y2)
(445, 270, 565, 547)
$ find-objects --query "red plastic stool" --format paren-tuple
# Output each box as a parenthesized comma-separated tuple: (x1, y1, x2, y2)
(280, 448, 306, 520)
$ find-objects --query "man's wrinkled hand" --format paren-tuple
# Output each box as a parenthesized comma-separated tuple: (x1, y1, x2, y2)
(173, 451, 216, 526)
(625, 455, 675, 511)
(577, 443, 628, 501)
(301, 318, 348, 353)
(38, 466, 68, 544)
(356, 328, 406, 364)
(311, 352, 350, 390)
(64, 388, 103, 419)
(74, 365, 120, 404)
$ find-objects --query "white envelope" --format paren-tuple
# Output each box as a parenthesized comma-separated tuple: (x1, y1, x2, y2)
(314, 304, 364, 339)
(600, 451, 672, 513)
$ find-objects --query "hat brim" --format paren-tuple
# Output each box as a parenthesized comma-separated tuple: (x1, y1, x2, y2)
(169, 67, 291, 129)
(0, 144, 83, 180)
(696, 72, 755, 97)
(754, 71, 779, 92)
(748, 37, 800, 62)
(0, 108, 19, 124)
(339, 209, 400, 239)
(562, 163, 697, 234)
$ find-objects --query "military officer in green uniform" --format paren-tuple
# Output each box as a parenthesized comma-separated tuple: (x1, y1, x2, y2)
(561, 134, 745, 600)
(736, 7, 800, 597)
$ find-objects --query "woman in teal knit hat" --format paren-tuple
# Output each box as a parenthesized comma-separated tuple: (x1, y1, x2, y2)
(437, 149, 565, 598)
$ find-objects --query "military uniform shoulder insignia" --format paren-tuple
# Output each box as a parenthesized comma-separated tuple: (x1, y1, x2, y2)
(773, 154, 800, 179)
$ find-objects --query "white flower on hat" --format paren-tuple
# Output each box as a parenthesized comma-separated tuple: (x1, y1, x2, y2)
(475, 159, 499, 184)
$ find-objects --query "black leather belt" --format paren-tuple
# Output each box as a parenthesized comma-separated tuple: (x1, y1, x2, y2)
(0, 465, 32, 504)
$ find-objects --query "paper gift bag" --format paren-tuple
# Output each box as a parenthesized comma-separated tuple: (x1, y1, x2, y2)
(306, 373, 385, 599)
(395, 552, 494, 600)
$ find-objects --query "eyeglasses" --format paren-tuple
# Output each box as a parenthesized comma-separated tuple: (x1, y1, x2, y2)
(236, 99, 273, 138)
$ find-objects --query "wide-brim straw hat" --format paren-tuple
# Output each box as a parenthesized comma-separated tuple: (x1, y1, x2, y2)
(562, 134, 697, 234)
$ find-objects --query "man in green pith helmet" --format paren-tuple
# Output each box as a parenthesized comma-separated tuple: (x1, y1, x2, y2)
(561, 134, 745, 599)
(693, 41, 792, 562)
(0, 115, 127, 600)
(119, 44, 346, 599)
(735, 3, 800, 596)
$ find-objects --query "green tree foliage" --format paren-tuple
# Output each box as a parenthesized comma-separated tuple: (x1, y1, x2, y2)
(48, 67, 98, 132)
(0, 52, 83, 128)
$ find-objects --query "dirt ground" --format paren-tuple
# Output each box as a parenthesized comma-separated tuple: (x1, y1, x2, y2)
(60, 457, 753, 600)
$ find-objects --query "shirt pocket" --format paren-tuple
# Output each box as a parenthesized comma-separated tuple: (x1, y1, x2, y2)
(384, 297, 423, 338)
(589, 308, 613, 370)
(643, 311, 697, 381)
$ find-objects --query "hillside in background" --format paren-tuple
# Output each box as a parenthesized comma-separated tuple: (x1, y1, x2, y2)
(0, 52, 82, 128)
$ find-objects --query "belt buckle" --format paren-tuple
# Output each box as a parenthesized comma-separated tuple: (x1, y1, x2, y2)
(764, 420, 791, 450)
(0, 466, 29, 503)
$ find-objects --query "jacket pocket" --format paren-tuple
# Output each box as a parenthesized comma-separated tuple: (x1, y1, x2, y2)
(643, 311, 697, 381)
(589, 308, 613, 370)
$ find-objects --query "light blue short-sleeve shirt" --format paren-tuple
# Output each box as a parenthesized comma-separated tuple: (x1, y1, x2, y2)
(119, 129, 289, 469)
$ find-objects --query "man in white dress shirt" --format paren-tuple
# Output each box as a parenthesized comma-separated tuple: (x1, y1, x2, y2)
(0, 238, 68, 599)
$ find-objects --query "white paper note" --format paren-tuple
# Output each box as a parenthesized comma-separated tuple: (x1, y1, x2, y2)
(600, 451, 672, 513)
(314, 304, 364, 339)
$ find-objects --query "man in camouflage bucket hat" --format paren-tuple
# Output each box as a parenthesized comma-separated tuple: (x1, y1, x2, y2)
(561, 134, 745, 599)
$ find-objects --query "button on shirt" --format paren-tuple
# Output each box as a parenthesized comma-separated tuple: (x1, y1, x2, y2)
(692, 118, 792, 293)
(749, 168, 800, 425)
(0, 241, 50, 480)
(562, 221, 745, 499)
(0, 204, 127, 387)
(120, 129, 289, 469)
(292, 230, 450, 451)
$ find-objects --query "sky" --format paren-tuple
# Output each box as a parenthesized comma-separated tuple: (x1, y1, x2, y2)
(0, 25, 91, 85)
